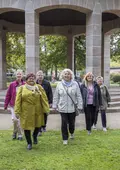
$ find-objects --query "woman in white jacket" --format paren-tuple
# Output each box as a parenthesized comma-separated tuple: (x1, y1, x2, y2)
(52, 69, 83, 145)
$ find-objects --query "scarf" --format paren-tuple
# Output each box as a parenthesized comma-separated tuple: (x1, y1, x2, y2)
(25, 84, 41, 94)
(62, 80, 73, 87)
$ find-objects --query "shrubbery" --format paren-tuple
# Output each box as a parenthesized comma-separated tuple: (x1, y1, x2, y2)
(7, 76, 16, 82)
(110, 73, 120, 85)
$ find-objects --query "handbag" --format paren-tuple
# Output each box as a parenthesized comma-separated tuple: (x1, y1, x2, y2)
(62, 84, 81, 116)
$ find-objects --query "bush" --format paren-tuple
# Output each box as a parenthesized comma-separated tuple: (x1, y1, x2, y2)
(111, 73, 120, 86)
(7, 76, 16, 82)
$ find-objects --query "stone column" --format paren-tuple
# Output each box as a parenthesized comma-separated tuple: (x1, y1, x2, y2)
(67, 35, 74, 72)
(86, 2, 102, 77)
(101, 32, 104, 77)
(104, 34, 110, 87)
(0, 30, 7, 89)
(25, 10, 39, 74)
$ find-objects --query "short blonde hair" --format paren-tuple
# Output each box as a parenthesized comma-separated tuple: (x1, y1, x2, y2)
(60, 68, 74, 80)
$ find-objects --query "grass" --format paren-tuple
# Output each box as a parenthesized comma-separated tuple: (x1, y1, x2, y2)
(0, 130, 120, 170)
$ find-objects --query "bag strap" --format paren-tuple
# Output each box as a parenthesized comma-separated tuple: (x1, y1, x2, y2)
(62, 84, 76, 106)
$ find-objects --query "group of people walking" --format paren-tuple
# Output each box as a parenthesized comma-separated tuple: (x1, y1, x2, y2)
(4, 68, 111, 150)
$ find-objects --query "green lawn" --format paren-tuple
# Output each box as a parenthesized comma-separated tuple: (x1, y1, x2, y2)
(0, 130, 120, 170)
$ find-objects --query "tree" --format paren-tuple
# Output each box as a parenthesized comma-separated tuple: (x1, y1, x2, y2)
(110, 30, 120, 62)
(6, 32, 25, 71)
(40, 35, 67, 78)
(74, 35, 86, 71)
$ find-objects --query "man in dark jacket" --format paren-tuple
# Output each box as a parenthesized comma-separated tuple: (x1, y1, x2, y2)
(36, 70, 53, 135)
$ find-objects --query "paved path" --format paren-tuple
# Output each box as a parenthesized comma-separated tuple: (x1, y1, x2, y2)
(0, 112, 120, 130)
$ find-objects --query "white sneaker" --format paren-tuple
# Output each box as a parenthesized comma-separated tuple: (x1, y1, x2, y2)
(70, 134, 74, 139)
(92, 124, 97, 130)
(38, 132, 42, 136)
(88, 130, 91, 135)
(63, 140, 68, 145)
(103, 128, 107, 132)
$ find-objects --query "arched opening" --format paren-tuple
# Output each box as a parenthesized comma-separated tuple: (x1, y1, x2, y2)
(0, 10, 25, 87)
(102, 11, 120, 86)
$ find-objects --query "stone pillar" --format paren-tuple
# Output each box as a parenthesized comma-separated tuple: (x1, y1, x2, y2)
(86, 2, 102, 77)
(67, 35, 74, 72)
(104, 34, 110, 87)
(25, 10, 39, 74)
(0, 30, 7, 89)
(101, 32, 104, 77)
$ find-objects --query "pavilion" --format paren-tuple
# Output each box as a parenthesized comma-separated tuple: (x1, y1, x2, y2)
(0, 0, 120, 89)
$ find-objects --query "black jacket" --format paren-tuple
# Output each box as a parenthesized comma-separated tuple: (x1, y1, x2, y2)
(80, 81, 102, 109)
(36, 79, 53, 104)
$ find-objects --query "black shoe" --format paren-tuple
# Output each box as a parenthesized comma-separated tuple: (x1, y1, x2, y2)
(17, 137, 23, 141)
(12, 133, 16, 140)
(27, 144, 32, 150)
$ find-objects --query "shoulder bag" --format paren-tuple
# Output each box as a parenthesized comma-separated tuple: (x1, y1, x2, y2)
(62, 84, 80, 116)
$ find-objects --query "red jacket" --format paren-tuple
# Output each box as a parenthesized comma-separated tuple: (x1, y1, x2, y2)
(4, 80, 25, 109)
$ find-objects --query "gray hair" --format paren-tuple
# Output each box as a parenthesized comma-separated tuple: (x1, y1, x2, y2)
(96, 76, 104, 81)
(36, 70, 44, 76)
(60, 68, 74, 80)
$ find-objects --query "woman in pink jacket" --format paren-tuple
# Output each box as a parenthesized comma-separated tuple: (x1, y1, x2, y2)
(4, 69, 25, 140)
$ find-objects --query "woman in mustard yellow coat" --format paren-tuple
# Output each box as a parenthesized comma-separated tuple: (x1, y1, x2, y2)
(15, 73, 49, 150)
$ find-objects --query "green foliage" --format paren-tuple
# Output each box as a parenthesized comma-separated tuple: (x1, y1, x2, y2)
(111, 73, 120, 86)
(50, 82, 58, 88)
(7, 76, 16, 82)
(40, 35, 67, 76)
(1, 130, 120, 169)
(74, 35, 86, 70)
(110, 59, 120, 67)
(6, 32, 25, 71)
(110, 31, 120, 62)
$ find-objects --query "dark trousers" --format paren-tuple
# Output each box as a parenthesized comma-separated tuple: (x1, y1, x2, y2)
(84, 105, 96, 131)
(24, 127, 39, 145)
(60, 112, 76, 140)
(94, 110, 107, 128)
(101, 110, 107, 127)
(94, 110, 99, 125)
(39, 113, 47, 132)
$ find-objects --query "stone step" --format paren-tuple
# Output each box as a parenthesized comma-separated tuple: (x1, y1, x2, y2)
(109, 101, 120, 107)
(109, 91, 120, 95)
(1, 107, 119, 114)
(111, 96, 120, 102)
(107, 106, 120, 113)
(0, 102, 4, 107)
(0, 107, 10, 114)
(0, 97, 5, 102)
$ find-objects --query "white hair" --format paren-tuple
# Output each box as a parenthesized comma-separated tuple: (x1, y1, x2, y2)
(16, 69, 23, 77)
(60, 68, 74, 80)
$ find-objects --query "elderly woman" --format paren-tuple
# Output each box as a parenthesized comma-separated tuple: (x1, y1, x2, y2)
(14, 73, 49, 150)
(36, 70, 53, 135)
(81, 72, 102, 135)
(95, 76, 111, 131)
(4, 69, 25, 140)
(52, 69, 83, 145)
